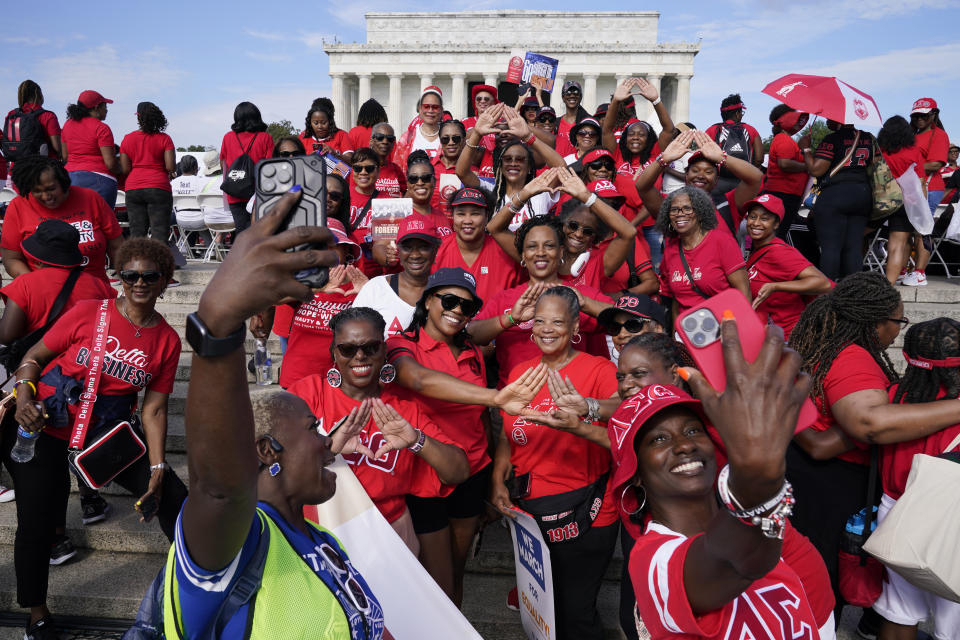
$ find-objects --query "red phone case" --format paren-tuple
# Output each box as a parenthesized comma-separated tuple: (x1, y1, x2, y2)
(674, 289, 817, 433)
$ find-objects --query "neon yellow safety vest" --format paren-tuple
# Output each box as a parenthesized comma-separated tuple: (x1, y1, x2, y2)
(163, 509, 352, 639)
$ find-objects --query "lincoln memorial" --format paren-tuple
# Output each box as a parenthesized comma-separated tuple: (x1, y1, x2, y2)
(324, 11, 699, 129)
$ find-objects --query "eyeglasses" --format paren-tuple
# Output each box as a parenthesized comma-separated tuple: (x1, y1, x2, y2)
(371, 133, 396, 142)
(888, 316, 910, 326)
(586, 160, 614, 172)
(352, 164, 377, 174)
(119, 270, 163, 285)
(440, 135, 462, 145)
(420, 103, 442, 112)
(605, 317, 648, 336)
(334, 341, 383, 358)
(564, 220, 596, 236)
(434, 292, 481, 317)
(406, 174, 434, 184)
(277, 150, 299, 158)
(669, 205, 696, 216)
(327, 190, 344, 203)
(576, 129, 599, 138)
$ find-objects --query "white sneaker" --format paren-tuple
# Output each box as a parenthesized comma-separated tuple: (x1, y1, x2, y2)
(895, 269, 907, 285)
(0, 485, 14, 502)
(914, 270, 928, 286)
(901, 271, 920, 286)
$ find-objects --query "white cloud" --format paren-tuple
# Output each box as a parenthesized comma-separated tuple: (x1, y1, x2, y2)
(3, 36, 50, 45)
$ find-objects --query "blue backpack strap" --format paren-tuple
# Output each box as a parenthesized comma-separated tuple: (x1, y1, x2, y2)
(203, 511, 271, 640)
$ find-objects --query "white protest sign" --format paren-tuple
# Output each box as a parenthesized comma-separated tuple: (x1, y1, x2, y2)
(508, 508, 556, 640)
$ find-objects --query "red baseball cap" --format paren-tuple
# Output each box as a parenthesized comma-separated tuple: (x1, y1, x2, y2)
(587, 178, 621, 199)
(397, 213, 441, 245)
(686, 151, 716, 168)
(744, 193, 786, 221)
(421, 86, 443, 101)
(582, 148, 614, 165)
(608, 385, 708, 519)
(78, 90, 113, 109)
(911, 98, 938, 115)
(471, 84, 498, 104)
(326, 218, 362, 262)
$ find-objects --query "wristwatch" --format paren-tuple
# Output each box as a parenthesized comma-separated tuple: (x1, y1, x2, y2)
(186, 312, 246, 358)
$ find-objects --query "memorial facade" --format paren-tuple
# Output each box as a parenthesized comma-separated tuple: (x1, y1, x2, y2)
(324, 11, 699, 130)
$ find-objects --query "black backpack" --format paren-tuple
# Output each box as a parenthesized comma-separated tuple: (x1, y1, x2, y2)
(2, 107, 49, 161)
(712, 122, 752, 179)
(220, 132, 257, 199)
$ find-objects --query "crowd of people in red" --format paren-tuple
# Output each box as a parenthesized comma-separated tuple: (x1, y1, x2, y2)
(0, 75, 959, 640)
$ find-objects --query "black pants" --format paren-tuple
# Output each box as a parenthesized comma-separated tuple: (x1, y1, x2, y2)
(811, 182, 872, 280)
(618, 525, 639, 640)
(549, 522, 618, 640)
(786, 443, 869, 617)
(126, 188, 173, 242)
(1, 415, 187, 607)
(229, 201, 251, 233)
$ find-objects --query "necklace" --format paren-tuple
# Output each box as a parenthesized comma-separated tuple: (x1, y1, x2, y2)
(120, 297, 156, 338)
(421, 123, 439, 137)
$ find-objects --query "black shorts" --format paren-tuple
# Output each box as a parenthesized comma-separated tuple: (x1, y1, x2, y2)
(406, 464, 492, 534)
(886, 207, 916, 233)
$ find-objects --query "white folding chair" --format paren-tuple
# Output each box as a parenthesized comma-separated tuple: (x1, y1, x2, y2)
(0, 188, 16, 204)
(202, 204, 235, 263)
(929, 204, 959, 279)
(863, 223, 888, 273)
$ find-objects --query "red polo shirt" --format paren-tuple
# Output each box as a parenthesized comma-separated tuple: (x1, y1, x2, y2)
(432, 234, 522, 304)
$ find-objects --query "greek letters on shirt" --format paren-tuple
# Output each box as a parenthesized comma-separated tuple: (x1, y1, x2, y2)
(342, 428, 399, 473)
(76, 336, 154, 388)
(671, 267, 702, 283)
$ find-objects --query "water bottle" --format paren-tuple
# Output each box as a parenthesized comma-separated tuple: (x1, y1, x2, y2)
(255, 339, 273, 386)
(10, 426, 39, 463)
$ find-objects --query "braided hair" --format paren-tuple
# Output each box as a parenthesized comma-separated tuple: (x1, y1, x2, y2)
(893, 318, 960, 404)
(790, 272, 901, 409)
(493, 140, 535, 219)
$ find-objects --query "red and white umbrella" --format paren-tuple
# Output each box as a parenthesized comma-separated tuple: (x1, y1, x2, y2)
(762, 74, 883, 127)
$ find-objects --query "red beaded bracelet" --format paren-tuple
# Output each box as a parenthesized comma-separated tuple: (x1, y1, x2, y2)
(524, 133, 537, 146)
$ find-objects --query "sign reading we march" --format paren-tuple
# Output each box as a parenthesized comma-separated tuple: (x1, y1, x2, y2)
(509, 508, 556, 640)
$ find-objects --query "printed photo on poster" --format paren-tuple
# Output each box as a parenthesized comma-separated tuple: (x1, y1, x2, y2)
(506, 50, 560, 93)
(370, 198, 413, 241)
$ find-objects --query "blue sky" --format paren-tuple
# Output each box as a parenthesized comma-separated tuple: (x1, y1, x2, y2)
(3, 0, 958, 149)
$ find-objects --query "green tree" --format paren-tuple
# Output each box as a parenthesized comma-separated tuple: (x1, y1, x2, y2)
(267, 120, 296, 142)
(176, 144, 207, 152)
(762, 119, 831, 154)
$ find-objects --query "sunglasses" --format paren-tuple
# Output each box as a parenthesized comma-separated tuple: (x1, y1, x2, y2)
(440, 135, 463, 145)
(277, 150, 299, 158)
(420, 104, 442, 112)
(119, 270, 163, 285)
(371, 133, 396, 142)
(536, 116, 556, 123)
(434, 292, 481, 317)
(576, 129, 599, 138)
(318, 543, 371, 614)
(605, 317, 648, 336)
(406, 174, 434, 184)
(334, 341, 383, 358)
(563, 90, 582, 96)
(564, 220, 596, 237)
(586, 160, 614, 172)
(352, 164, 377, 174)
(327, 190, 344, 202)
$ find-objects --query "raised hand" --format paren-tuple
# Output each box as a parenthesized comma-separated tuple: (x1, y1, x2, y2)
(495, 363, 549, 415)
(661, 129, 695, 163)
(546, 369, 588, 416)
(474, 103, 505, 136)
(321, 264, 349, 293)
(519, 406, 582, 433)
(556, 166, 591, 200)
(370, 399, 419, 459)
(503, 105, 532, 140)
(519, 167, 560, 200)
(613, 78, 635, 103)
(511, 282, 547, 323)
(329, 399, 375, 457)
(633, 77, 660, 103)
(692, 130, 725, 163)
(340, 265, 369, 296)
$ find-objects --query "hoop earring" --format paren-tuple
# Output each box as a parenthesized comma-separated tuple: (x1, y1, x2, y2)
(379, 363, 396, 384)
(620, 483, 646, 516)
(529, 334, 536, 342)
(269, 462, 282, 477)
(520, 259, 526, 268)
(571, 333, 582, 345)
(326, 367, 342, 388)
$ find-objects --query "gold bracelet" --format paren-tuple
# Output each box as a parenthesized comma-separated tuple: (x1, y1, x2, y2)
(465, 139, 480, 149)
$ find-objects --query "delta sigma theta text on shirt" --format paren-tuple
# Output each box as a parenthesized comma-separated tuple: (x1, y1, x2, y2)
(76, 337, 154, 388)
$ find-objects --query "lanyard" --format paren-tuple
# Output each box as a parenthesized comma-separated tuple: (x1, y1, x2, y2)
(69, 299, 112, 449)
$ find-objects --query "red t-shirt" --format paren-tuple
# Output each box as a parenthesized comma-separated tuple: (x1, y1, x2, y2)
(36, 299, 181, 441)
(629, 521, 820, 640)
(300, 129, 354, 156)
(387, 332, 491, 474)
(219, 131, 274, 204)
(430, 155, 461, 215)
(555, 118, 576, 157)
(501, 352, 618, 526)
(271, 304, 294, 340)
(0, 269, 116, 331)
(2, 187, 123, 283)
(432, 234, 522, 304)
(473, 282, 601, 387)
(5, 103, 60, 159)
(659, 231, 745, 312)
(746, 239, 817, 339)
(915, 127, 950, 191)
(277, 291, 355, 389)
(62, 117, 114, 174)
(119, 130, 174, 191)
(881, 386, 960, 500)
(595, 235, 653, 295)
(763, 133, 808, 195)
(373, 162, 406, 199)
(881, 145, 926, 181)
(810, 344, 890, 465)
(347, 125, 371, 151)
(287, 375, 459, 522)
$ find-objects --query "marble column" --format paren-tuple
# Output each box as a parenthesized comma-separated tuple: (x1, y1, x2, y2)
(331, 73, 346, 129)
(451, 73, 466, 119)
(388, 73, 403, 128)
(644, 74, 663, 124)
(553, 72, 565, 105)
(676, 74, 692, 124)
(484, 73, 498, 90)
(420, 73, 434, 91)
(583, 74, 598, 114)
(358, 73, 372, 107)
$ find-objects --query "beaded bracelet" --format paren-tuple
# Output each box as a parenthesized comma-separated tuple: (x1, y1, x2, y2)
(498, 313, 510, 330)
(465, 139, 480, 149)
(656, 153, 669, 170)
(524, 133, 537, 146)
(718, 151, 728, 170)
(15, 379, 37, 396)
(716, 464, 794, 539)
(506, 311, 516, 326)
